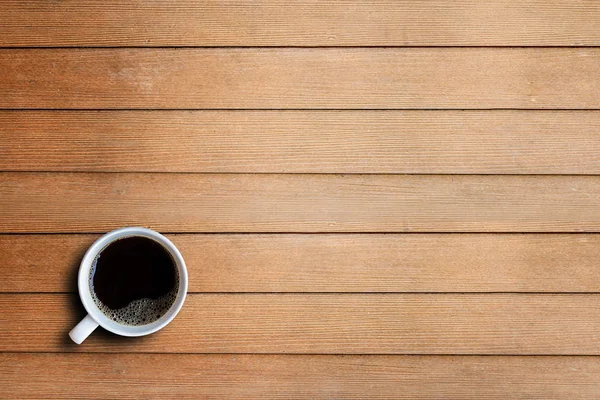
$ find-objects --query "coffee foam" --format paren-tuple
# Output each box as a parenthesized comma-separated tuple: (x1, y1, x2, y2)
(89, 253, 179, 326)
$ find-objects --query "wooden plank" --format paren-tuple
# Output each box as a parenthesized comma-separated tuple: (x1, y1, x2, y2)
(2, 173, 600, 233)
(2, 354, 599, 399)
(2, 234, 600, 293)
(1, 294, 599, 354)
(1, 49, 599, 109)
(1, 1, 599, 47)
(2, 110, 600, 174)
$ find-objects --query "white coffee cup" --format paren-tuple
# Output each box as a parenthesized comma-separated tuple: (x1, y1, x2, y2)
(69, 227, 188, 344)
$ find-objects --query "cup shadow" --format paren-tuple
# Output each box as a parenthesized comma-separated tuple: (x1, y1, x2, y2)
(64, 295, 153, 349)
(63, 246, 152, 350)
(66, 246, 87, 294)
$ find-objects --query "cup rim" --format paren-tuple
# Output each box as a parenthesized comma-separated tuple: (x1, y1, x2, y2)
(78, 227, 188, 337)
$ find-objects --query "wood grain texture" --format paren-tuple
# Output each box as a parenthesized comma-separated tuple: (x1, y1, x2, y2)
(3, 2, 598, 398)
(2, 234, 600, 293)
(1, 0, 599, 47)
(2, 48, 600, 109)
(3, 110, 600, 174)
(2, 354, 599, 399)
(2, 173, 600, 233)
(2, 294, 599, 354)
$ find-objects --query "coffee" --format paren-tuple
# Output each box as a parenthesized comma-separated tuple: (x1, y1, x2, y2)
(89, 236, 179, 326)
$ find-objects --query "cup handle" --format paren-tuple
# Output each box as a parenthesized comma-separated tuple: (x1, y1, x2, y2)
(69, 314, 99, 344)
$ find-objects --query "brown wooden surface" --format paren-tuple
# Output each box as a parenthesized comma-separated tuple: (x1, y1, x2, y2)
(2, 1, 599, 398)
(2, 110, 600, 174)
(2, 234, 599, 293)
(1, 0, 600, 47)
(2, 48, 600, 109)
(2, 354, 599, 400)
(2, 173, 600, 233)
(2, 294, 600, 354)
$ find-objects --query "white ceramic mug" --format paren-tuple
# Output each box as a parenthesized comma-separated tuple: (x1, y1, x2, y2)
(69, 227, 188, 344)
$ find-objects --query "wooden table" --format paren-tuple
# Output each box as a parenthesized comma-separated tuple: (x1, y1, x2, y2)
(1, 1, 600, 398)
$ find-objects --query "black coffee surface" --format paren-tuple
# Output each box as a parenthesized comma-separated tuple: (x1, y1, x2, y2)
(92, 236, 176, 310)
